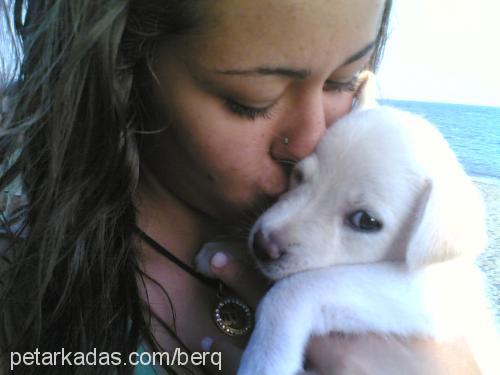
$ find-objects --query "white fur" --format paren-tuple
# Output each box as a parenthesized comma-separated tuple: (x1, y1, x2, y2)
(236, 73, 499, 374)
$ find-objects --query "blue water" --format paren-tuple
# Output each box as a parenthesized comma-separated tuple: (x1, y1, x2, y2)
(380, 100, 500, 180)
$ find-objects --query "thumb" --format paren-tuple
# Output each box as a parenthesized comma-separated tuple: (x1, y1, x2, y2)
(200, 336, 243, 375)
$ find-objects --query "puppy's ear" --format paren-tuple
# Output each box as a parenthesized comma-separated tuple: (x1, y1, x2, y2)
(405, 176, 487, 270)
(353, 70, 379, 110)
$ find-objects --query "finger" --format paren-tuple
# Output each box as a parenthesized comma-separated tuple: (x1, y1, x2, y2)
(200, 336, 243, 375)
(304, 333, 353, 374)
(210, 251, 271, 307)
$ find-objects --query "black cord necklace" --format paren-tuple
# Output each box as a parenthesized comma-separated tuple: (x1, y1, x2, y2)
(134, 225, 253, 337)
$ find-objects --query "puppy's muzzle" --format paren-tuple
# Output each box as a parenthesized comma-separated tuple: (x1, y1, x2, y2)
(252, 230, 285, 262)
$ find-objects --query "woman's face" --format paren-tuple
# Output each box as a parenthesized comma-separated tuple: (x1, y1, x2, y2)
(139, 0, 385, 222)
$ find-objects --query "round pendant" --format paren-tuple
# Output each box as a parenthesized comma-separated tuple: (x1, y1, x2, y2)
(213, 297, 253, 337)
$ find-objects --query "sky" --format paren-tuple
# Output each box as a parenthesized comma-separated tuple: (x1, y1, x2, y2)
(1, 0, 500, 107)
(377, 0, 500, 107)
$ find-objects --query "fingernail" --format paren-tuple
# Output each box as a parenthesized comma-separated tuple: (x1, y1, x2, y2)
(201, 336, 213, 351)
(211, 252, 228, 269)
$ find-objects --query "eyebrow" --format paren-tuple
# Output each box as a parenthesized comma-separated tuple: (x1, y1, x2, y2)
(214, 41, 376, 79)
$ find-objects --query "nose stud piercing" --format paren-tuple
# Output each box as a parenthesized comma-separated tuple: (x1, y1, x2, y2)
(283, 137, 289, 145)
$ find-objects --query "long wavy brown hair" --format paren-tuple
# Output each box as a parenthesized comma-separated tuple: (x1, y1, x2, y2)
(0, 1, 393, 374)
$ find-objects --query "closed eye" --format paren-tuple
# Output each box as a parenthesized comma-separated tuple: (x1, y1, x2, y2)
(224, 98, 276, 120)
(324, 74, 361, 93)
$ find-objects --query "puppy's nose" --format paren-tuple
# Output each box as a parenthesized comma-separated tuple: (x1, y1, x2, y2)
(252, 230, 284, 261)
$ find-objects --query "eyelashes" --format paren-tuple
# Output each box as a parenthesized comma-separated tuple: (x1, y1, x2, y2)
(323, 75, 361, 93)
(224, 98, 276, 121)
(224, 74, 360, 121)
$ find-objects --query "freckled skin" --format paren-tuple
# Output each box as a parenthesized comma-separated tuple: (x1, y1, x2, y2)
(138, 0, 384, 223)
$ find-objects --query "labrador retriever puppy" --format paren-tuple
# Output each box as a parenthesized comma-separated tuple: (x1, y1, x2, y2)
(198, 73, 499, 374)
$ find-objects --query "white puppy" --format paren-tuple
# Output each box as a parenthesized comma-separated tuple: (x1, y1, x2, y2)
(232, 74, 499, 374)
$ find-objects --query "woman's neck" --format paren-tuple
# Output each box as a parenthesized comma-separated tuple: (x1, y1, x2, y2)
(133, 166, 218, 266)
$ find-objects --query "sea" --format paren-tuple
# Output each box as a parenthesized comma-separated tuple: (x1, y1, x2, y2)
(380, 99, 500, 180)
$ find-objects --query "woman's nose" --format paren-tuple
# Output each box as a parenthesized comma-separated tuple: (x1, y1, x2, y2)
(271, 91, 328, 162)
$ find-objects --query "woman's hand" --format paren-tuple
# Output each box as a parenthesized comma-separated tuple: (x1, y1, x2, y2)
(304, 333, 480, 375)
(202, 250, 481, 375)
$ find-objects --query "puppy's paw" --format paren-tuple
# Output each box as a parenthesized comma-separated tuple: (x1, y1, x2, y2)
(237, 331, 303, 375)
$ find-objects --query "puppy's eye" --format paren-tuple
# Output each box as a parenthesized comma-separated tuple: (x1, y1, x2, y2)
(347, 210, 382, 232)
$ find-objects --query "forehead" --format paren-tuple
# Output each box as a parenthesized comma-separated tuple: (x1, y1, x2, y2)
(318, 109, 422, 185)
(312, 113, 421, 214)
(180, 0, 384, 72)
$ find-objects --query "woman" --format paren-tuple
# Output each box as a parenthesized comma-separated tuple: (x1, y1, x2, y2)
(0, 0, 478, 374)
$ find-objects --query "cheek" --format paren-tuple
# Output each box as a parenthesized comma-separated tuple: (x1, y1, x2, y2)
(165, 92, 288, 204)
(164, 81, 253, 163)
(173, 102, 265, 178)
